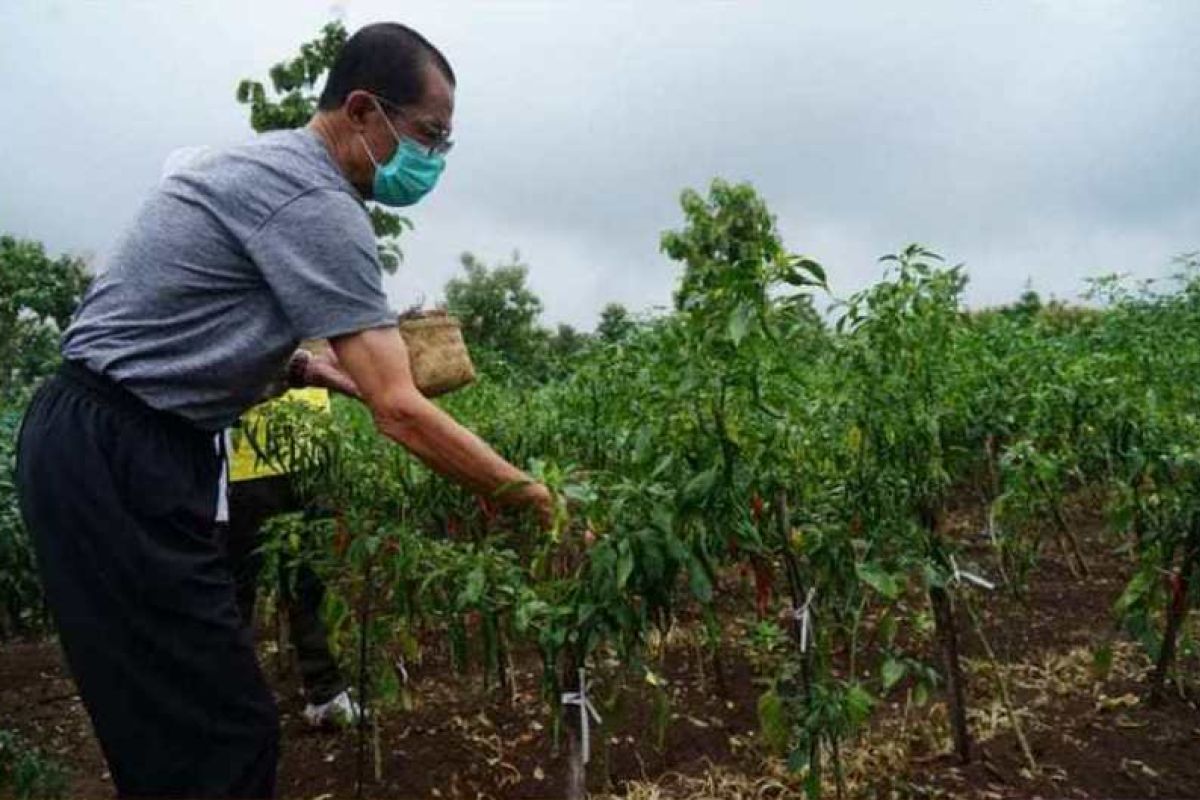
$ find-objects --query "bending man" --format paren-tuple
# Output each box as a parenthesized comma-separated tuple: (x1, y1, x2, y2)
(17, 22, 550, 798)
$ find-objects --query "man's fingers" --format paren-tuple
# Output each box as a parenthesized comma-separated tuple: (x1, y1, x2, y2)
(305, 356, 362, 398)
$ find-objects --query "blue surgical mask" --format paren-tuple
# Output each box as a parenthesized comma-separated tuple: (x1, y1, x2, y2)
(359, 97, 446, 207)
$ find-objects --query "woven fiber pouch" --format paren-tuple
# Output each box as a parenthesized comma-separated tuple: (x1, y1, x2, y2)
(398, 310, 477, 397)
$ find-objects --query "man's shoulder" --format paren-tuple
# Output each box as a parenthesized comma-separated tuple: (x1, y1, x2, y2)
(228, 129, 350, 192)
(237, 128, 321, 162)
(168, 129, 364, 235)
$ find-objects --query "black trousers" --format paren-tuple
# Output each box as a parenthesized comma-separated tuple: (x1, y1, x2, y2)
(15, 362, 279, 798)
(225, 475, 345, 705)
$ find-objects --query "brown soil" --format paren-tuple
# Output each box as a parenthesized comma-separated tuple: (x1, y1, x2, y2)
(2, 493, 1199, 799)
(884, 493, 1200, 800)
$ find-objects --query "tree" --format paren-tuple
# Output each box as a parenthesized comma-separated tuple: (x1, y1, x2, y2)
(1, 235, 91, 637)
(235, 21, 410, 272)
(999, 284, 1042, 320)
(662, 179, 824, 354)
(444, 252, 546, 367)
(596, 303, 635, 343)
(548, 323, 588, 361)
(0, 236, 91, 404)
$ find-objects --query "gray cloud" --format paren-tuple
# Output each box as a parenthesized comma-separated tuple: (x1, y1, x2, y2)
(2, 0, 1197, 329)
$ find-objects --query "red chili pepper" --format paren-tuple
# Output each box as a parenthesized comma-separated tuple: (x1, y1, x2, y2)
(477, 496, 498, 522)
(751, 556, 774, 620)
(1170, 572, 1188, 617)
(750, 493, 765, 523)
(333, 514, 350, 556)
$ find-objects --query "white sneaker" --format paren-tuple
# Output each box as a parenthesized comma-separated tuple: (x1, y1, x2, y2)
(303, 690, 362, 729)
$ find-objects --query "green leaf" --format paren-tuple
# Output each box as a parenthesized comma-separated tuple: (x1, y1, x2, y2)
(616, 540, 635, 590)
(787, 744, 810, 774)
(563, 483, 594, 504)
(795, 257, 827, 286)
(804, 765, 822, 799)
(881, 658, 906, 691)
(1115, 568, 1155, 617)
(688, 556, 713, 603)
(235, 79, 255, 103)
(663, 531, 690, 563)
(651, 686, 671, 751)
(781, 271, 818, 288)
(727, 302, 754, 345)
(856, 562, 901, 599)
(374, 657, 400, 702)
(878, 613, 898, 647)
(844, 683, 875, 727)
(460, 565, 486, 608)
(922, 562, 946, 590)
(681, 466, 719, 507)
(756, 689, 789, 755)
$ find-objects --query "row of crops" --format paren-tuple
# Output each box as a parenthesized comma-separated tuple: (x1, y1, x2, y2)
(4, 182, 1199, 796)
(242, 182, 1200, 794)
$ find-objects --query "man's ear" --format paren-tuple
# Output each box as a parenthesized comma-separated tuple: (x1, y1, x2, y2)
(344, 91, 377, 131)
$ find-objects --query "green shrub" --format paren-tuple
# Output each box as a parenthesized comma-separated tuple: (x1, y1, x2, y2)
(0, 408, 44, 638)
(0, 729, 68, 800)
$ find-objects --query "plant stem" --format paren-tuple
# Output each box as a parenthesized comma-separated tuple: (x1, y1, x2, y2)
(962, 594, 1037, 773)
(923, 502, 971, 765)
(830, 733, 846, 800)
(929, 583, 970, 764)
(1151, 530, 1199, 704)
(1039, 477, 1089, 577)
(355, 555, 373, 799)
(373, 714, 382, 782)
(496, 618, 513, 704)
(560, 653, 586, 800)
(773, 490, 822, 781)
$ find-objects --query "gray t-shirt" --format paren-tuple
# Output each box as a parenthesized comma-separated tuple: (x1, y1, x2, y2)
(62, 128, 395, 430)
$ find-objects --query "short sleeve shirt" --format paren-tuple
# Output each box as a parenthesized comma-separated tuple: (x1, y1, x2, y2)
(62, 129, 396, 430)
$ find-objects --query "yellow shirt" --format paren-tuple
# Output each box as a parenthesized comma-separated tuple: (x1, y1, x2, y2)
(229, 388, 331, 483)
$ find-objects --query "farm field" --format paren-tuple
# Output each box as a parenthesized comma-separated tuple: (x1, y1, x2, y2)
(2, 495, 1198, 799)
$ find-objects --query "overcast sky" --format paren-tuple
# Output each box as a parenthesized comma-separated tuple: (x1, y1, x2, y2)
(2, 1, 1198, 329)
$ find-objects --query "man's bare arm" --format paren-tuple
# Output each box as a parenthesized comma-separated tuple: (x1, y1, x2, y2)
(330, 325, 552, 519)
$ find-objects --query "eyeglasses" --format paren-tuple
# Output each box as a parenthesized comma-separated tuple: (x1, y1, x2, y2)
(374, 94, 454, 157)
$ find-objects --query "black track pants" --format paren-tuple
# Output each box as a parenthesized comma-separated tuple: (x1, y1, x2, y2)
(15, 363, 279, 798)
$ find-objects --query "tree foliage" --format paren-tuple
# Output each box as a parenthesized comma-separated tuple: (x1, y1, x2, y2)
(0, 236, 90, 638)
(0, 236, 91, 404)
(444, 252, 548, 369)
(596, 303, 635, 343)
(235, 22, 348, 133)
(548, 324, 588, 362)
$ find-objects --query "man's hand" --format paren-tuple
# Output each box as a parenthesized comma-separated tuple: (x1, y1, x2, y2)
(297, 349, 361, 398)
(510, 482, 556, 532)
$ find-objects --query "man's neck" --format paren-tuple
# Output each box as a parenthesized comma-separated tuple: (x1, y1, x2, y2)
(308, 113, 371, 197)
